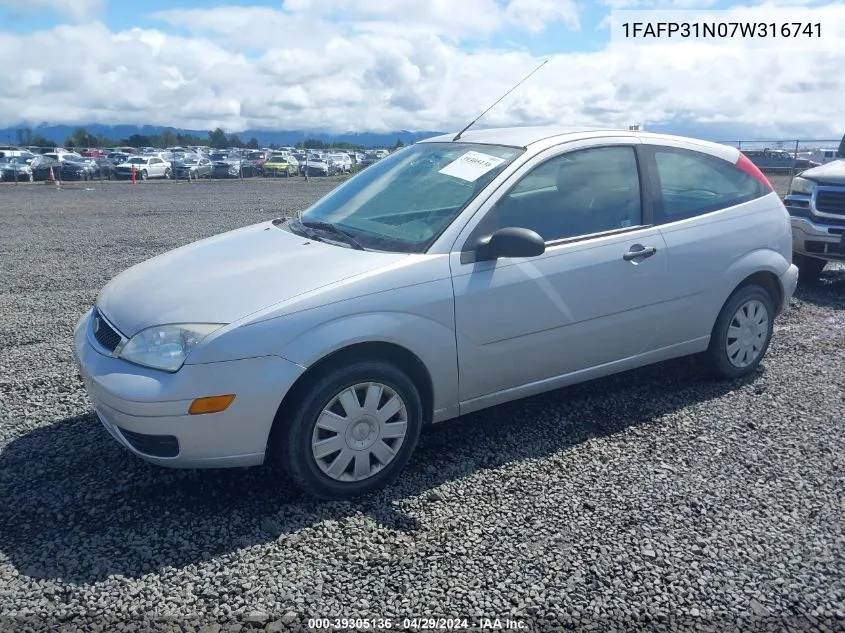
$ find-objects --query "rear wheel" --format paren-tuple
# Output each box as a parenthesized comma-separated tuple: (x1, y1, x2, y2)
(703, 284, 775, 379)
(140, 170, 148, 181)
(793, 253, 826, 285)
(273, 360, 423, 500)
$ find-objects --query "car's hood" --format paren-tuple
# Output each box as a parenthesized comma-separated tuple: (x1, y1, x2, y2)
(801, 159, 845, 184)
(97, 221, 407, 337)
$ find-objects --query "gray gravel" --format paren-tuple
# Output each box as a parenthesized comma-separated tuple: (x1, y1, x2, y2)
(0, 179, 843, 632)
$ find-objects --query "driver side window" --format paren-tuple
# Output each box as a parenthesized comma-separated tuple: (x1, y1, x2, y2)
(483, 146, 642, 243)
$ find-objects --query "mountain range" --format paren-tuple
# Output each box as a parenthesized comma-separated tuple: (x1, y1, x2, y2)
(0, 124, 444, 148)
(0, 121, 840, 148)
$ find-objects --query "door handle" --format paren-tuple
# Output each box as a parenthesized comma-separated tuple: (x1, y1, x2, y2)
(622, 244, 657, 261)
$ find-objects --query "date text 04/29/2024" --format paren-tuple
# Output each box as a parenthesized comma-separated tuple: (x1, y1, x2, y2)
(307, 617, 527, 630)
(620, 21, 821, 38)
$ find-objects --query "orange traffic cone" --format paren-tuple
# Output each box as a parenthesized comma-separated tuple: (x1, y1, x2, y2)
(131, 164, 136, 184)
(49, 166, 59, 188)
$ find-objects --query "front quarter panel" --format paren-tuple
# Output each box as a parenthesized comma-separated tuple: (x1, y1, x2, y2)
(189, 255, 460, 422)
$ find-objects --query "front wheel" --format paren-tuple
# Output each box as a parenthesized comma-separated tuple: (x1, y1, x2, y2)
(793, 253, 826, 285)
(273, 361, 423, 500)
(164, 168, 172, 179)
(703, 284, 775, 379)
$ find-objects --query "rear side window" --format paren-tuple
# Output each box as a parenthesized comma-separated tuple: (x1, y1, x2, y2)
(651, 148, 768, 223)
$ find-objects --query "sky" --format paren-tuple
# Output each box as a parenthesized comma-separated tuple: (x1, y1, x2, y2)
(0, 0, 843, 138)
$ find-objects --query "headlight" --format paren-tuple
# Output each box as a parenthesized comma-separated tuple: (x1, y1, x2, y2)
(119, 323, 224, 372)
(790, 176, 816, 195)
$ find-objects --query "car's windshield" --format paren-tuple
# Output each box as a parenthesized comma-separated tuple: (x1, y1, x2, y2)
(127, 157, 147, 164)
(296, 142, 523, 253)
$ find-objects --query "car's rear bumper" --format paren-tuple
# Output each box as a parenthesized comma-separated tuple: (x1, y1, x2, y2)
(73, 309, 306, 469)
(778, 264, 799, 312)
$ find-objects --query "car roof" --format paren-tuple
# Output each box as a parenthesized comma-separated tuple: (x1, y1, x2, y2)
(418, 126, 721, 150)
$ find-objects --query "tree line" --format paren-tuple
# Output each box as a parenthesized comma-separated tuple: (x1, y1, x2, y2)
(13, 126, 406, 151)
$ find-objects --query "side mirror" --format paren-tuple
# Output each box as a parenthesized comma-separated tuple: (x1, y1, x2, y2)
(475, 227, 545, 262)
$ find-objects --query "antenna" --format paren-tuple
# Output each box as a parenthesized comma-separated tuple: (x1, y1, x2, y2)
(452, 58, 551, 142)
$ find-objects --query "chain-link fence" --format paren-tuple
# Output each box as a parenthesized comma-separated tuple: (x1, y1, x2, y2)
(717, 139, 842, 196)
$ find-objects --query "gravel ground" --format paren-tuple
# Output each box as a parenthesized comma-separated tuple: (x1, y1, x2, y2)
(0, 179, 843, 633)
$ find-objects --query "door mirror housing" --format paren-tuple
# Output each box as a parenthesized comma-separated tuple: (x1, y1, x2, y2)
(473, 227, 545, 262)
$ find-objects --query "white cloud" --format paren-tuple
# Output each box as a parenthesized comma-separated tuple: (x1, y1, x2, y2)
(505, 0, 580, 32)
(602, 1, 719, 7)
(0, 2, 842, 138)
(152, 0, 579, 44)
(0, 0, 106, 21)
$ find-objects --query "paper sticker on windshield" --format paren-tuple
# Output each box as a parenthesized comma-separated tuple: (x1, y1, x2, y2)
(438, 151, 506, 182)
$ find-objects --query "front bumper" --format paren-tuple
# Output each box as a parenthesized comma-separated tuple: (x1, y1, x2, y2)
(73, 309, 306, 468)
(785, 191, 845, 261)
(787, 216, 845, 261)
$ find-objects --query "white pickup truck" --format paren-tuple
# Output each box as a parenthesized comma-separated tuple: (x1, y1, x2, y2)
(114, 156, 171, 180)
(784, 159, 845, 282)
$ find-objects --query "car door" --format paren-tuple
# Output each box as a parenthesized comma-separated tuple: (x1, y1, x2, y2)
(449, 140, 672, 409)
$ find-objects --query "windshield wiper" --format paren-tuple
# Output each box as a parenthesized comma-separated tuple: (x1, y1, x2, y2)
(299, 219, 365, 250)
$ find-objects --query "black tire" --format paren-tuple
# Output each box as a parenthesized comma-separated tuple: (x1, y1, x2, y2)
(793, 253, 826, 285)
(140, 170, 148, 181)
(273, 360, 423, 500)
(703, 284, 775, 379)
(164, 168, 172, 179)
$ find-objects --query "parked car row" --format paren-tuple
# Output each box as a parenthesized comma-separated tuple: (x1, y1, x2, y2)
(0, 151, 118, 182)
(0, 144, 395, 182)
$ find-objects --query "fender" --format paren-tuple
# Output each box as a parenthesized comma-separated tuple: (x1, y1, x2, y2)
(706, 247, 791, 327)
(279, 311, 460, 422)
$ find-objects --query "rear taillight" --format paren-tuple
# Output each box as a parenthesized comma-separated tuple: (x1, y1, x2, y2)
(736, 153, 773, 191)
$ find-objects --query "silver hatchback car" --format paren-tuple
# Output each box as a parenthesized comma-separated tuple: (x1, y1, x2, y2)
(74, 127, 799, 499)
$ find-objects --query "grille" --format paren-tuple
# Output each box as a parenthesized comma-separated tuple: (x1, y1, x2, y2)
(816, 189, 845, 216)
(118, 428, 179, 458)
(92, 309, 121, 352)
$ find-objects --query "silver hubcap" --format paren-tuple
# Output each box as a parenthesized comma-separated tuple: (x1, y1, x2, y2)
(311, 382, 408, 482)
(726, 299, 769, 368)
